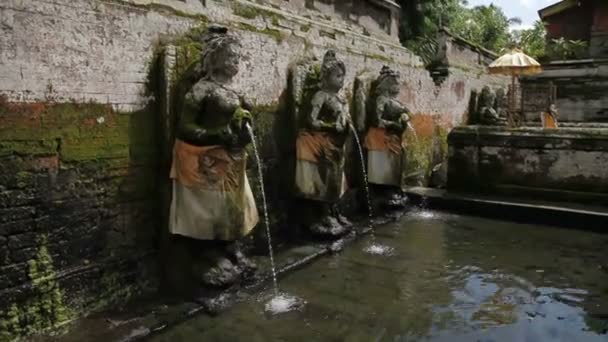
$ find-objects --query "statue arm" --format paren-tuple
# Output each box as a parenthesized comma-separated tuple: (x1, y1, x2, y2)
(308, 92, 333, 131)
(374, 97, 400, 130)
(177, 92, 207, 143)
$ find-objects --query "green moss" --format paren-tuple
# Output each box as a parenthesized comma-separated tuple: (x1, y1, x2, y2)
(103, 0, 208, 21)
(403, 134, 433, 185)
(437, 126, 449, 158)
(236, 22, 286, 42)
(364, 53, 394, 63)
(319, 30, 337, 40)
(233, 2, 259, 19)
(0, 236, 72, 340)
(251, 103, 279, 137)
(232, 2, 286, 23)
(86, 271, 140, 313)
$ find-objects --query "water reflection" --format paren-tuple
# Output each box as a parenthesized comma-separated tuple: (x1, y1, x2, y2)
(152, 211, 608, 341)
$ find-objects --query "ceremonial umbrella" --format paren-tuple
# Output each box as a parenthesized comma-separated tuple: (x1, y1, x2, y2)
(488, 49, 542, 127)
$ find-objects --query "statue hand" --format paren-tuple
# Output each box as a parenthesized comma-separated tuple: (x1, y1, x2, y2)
(194, 128, 207, 140)
(386, 122, 402, 132)
(335, 123, 345, 133)
(220, 126, 238, 146)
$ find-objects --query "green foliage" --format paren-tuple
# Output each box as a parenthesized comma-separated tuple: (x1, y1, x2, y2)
(404, 35, 438, 65)
(401, 1, 520, 59)
(511, 20, 546, 59)
(546, 37, 588, 60)
(449, 4, 516, 52)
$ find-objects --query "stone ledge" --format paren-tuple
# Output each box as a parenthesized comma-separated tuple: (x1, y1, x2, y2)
(405, 186, 608, 231)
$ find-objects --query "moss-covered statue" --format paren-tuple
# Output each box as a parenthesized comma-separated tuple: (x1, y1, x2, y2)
(477, 86, 505, 125)
(364, 66, 410, 207)
(294, 50, 351, 236)
(169, 26, 258, 286)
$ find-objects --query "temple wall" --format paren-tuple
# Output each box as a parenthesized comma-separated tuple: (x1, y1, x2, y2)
(521, 61, 608, 123)
(448, 126, 608, 203)
(0, 0, 509, 336)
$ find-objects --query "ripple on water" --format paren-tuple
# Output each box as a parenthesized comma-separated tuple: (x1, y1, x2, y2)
(264, 293, 306, 315)
(364, 243, 395, 256)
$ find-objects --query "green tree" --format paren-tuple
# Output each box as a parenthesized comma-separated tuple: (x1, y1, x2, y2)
(450, 4, 520, 52)
(511, 20, 547, 59)
(400, 1, 519, 59)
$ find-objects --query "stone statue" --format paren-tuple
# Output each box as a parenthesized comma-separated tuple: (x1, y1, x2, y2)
(477, 86, 502, 125)
(169, 26, 258, 287)
(541, 103, 559, 128)
(365, 66, 410, 207)
(294, 50, 351, 236)
(494, 87, 508, 122)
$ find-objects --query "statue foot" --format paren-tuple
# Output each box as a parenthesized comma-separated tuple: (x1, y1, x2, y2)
(336, 214, 352, 228)
(234, 250, 257, 276)
(226, 241, 257, 274)
(310, 216, 348, 237)
(386, 192, 407, 208)
(201, 257, 242, 288)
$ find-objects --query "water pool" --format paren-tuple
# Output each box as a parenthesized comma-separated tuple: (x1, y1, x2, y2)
(152, 209, 608, 341)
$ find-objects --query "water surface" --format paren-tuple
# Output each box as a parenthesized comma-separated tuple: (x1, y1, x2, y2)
(152, 210, 608, 341)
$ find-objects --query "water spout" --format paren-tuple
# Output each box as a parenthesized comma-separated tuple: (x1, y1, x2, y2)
(349, 124, 394, 256)
(245, 123, 278, 295)
(349, 123, 375, 242)
(246, 123, 305, 313)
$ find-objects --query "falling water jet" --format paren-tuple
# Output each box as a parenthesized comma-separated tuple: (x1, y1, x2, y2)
(245, 123, 305, 314)
(349, 124, 394, 256)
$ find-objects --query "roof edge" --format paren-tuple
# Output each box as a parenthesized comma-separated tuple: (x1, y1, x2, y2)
(367, 0, 401, 10)
(538, 0, 578, 19)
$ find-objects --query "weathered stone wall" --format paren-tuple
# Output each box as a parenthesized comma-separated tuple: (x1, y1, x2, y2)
(0, 0, 509, 336)
(590, 0, 608, 58)
(447, 126, 608, 203)
(437, 29, 498, 72)
(521, 60, 608, 123)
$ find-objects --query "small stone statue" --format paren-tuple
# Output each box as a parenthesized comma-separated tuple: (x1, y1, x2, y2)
(541, 103, 559, 128)
(170, 26, 258, 287)
(294, 50, 351, 236)
(494, 88, 508, 124)
(365, 66, 410, 207)
(477, 86, 502, 125)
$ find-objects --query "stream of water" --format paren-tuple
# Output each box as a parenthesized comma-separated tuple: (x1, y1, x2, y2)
(246, 124, 304, 314)
(349, 124, 392, 256)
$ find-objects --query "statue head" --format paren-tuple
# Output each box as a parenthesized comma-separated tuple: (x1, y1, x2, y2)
(320, 50, 346, 92)
(201, 25, 241, 83)
(375, 65, 401, 97)
(479, 86, 495, 108)
(549, 103, 558, 114)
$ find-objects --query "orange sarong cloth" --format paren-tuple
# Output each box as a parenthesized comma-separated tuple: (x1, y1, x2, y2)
(364, 127, 402, 155)
(542, 112, 558, 129)
(170, 139, 243, 192)
(296, 131, 340, 163)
